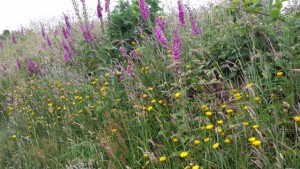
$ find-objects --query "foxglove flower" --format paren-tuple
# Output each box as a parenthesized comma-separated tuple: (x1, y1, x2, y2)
(188, 10, 199, 35)
(154, 26, 167, 46)
(178, 0, 185, 25)
(97, 0, 103, 18)
(172, 30, 181, 63)
(105, 0, 110, 13)
(155, 16, 166, 32)
(139, 0, 150, 21)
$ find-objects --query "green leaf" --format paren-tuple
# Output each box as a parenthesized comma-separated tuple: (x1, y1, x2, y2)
(270, 7, 280, 19)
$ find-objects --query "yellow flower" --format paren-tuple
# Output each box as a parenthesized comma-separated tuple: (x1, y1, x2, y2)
(247, 83, 254, 87)
(200, 126, 205, 130)
(151, 99, 156, 103)
(63, 106, 67, 111)
(131, 41, 136, 45)
(86, 95, 90, 99)
(243, 122, 249, 126)
(206, 111, 213, 116)
(234, 93, 242, 100)
(159, 156, 167, 162)
(221, 104, 226, 109)
(226, 109, 234, 114)
(217, 128, 223, 133)
(205, 124, 214, 130)
(167, 49, 172, 55)
(111, 128, 117, 133)
(147, 106, 153, 112)
(243, 106, 248, 110)
(212, 142, 220, 149)
(252, 124, 259, 129)
(294, 116, 300, 122)
(217, 120, 224, 125)
(230, 89, 237, 94)
(91, 81, 97, 85)
(144, 153, 149, 158)
(186, 64, 191, 69)
(142, 94, 147, 99)
(104, 82, 109, 86)
(194, 139, 200, 145)
(180, 151, 189, 158)
(255, 97, 261, 103)
(276, 71, 283, 77)
(147, 87, 154, 91)
(172, 138, 178, 143)
(192, 165, 200, 169)
(60, 96, 66, 100)
(12, 134, 17, 139)
(252, 140, 261, 146)
(105, 73, 110, 77)
(158, 100, 163, 104)
(175, 92, 182, 98)
(224, 138, 231, 144)
(204, 137, 210, 143)
(248, 137, 256, 143)
(159, 15, 163, 19)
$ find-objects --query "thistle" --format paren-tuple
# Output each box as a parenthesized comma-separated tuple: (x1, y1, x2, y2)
(139, 0, 150, 21)
(178, 0, 185, 25)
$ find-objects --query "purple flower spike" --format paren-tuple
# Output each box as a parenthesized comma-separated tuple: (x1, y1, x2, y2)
(105, 0, 110, 13)
(154, 26, 167, 46)
(81, 25, 93, 43)
(178, 0, 185, 26)
(62, 27, 70, 39)
(139, 0, 150, 21)
(27, 58, 41, 75)
(97, 0, 103, 18)
(12, 33, 17, 44)
(172, 30, 182, 64)
(16, 58, 22, 69)
(46, 35, 52, 46)
(64, 13, 71, 30)
(155, 16, 166, 32)
(189, 10, 199, 35)
(61, 40, 68, 51)
(63, 50, 71, 62)
(41, 23, 46, 38)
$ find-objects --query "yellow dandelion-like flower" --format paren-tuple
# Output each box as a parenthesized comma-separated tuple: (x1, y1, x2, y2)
(194, 139, 200, 145)
(12, 134, 17, 139)
(131, 41, 136, 45)
(206, 111, 213, 116)
(221, 104, 226, 109)
(104, 82, 109, 86)
(111, 128, 117, 133)
(230, 89, 237, 94)
(167, 49, 172, 55)
(204, 137, 210, 143)
(226, 109, 234, 114)
(186, 64, 191, 69)
(252, 124, 259, 129)
(91, 81, 97, 85)
(205, 124, 214, 130)
(151, 99, 156, 103)
(142, 94, 147, 99)
(276, 71, 283, 77)
(180, 151, 189, 158)
(192, 165, 200, 169)
(144, 153, 149, 158)
(213, 142, 220, 149)
(63, 106, 67, 111)
(175, 92, 182, 98)
(217, 128, 223, 133)
(172, 138, 178, 143)
(243, 122, 249, 126)
(86, 95, 90, 99)
(248, 137, 256, 143)
(234, 93, 242, 100)
(252, 140, 261, 146)
(294, 116, 300, 122)
(159, 156, 167, 162)
(158, 100, 163, 104)
(147, 87, 154, 91)
(247, 83, 254, 87)
(243, 106, 248, 110)
(224, 138, 231, 144)
(163, 103, 167, 106)
(217, 120, 224, 125)
(255, 97, 261, 103)
(60, 96, 66, 100)
(147, 106, 153, 112)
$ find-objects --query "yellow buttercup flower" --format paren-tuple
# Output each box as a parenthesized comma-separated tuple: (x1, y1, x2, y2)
(205, 124, 214, 130)
(175, 92, 182, 98)
(276, 71, 283, 77)
(217, 120, 224, 125)
(194, 139, 200, 145)
(212, 142, 220, 149)
(224, 138, 231, 144)
(206, 111, 213, 116)
(204, 137, 210, 143)
(248, 137, 256, 143)
(293, 116, 300, 122)
(252, 124, 259, 129)
(159, 156, 167, 162)
(226, 109, 234, 114)
(172, 138, 178, 143)
(111, 128, 117, 133)
(252, 140, 261, 146)
(12, 134, 17, 139)
(180, 151, 189, 158)
(147, 106, 153, 112)
(144, 153, 149, 158)
(192, 165, 200, 169)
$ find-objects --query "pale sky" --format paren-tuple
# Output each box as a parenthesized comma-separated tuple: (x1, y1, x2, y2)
(0, 0, 215, 33)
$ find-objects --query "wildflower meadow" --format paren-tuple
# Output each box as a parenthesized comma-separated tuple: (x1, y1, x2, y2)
(0, 0, 300, 168)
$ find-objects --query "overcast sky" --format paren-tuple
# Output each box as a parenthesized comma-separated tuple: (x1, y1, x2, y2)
(0, 0, 214, 33)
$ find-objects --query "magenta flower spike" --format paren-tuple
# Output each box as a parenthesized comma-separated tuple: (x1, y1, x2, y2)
(97, 0, 103, 18)
(105, 0, 110, 13)
(155, 16, 166, 32)
(178, 0, 185, 26)
(172, 30, 182, 64)
(64, 13, 71, 30)
(154, 26, 167, 46)
(139, 0, 150, 21)
(188, 10, 199, 35)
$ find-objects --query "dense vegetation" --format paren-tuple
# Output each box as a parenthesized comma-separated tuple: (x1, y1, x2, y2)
(0, 0, 299, 168)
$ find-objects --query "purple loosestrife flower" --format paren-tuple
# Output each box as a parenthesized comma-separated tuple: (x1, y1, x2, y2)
(61, 40, 68, 51)
(188, 9, 199, 35)
(172, 30, 182, 63)
(97, 0, 103, 18)
(154, 26, 167, 46)
(12, 33, 16, 44)
(81, 25, 94, 43)
(139, 0, 150, 21)
(64, 13, 71, 30)
(27, 58, 41, 75)
(105, 0, 110, 13)
(155, 16, 166, 32)
(178, 0, 185, 26)
(16, 58, 21, 69)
